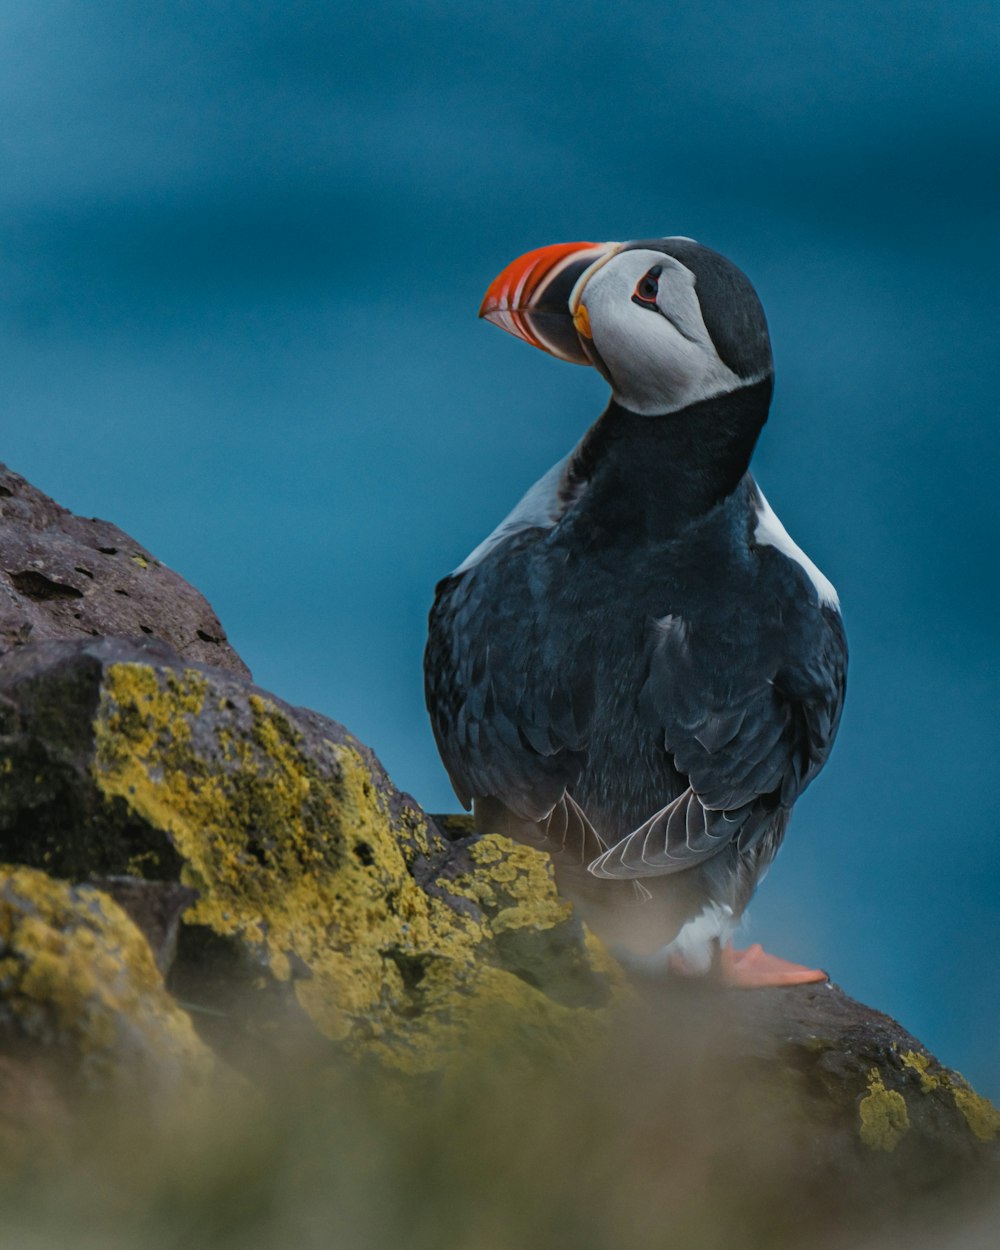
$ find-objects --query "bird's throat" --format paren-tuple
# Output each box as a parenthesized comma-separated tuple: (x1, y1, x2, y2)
(570, 378, 772, 541)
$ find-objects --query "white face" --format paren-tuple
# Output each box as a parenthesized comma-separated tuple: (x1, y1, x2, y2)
(575, 248, 752, 416)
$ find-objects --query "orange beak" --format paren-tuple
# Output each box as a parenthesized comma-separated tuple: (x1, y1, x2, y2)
(479, 241, 617, 365)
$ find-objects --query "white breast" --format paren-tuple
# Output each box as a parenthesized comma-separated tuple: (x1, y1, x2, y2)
(753, 490, 840, 610)
(454, 450, 579, 574)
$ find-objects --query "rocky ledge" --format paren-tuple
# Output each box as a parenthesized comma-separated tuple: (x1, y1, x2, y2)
(0, 463, 995, 1234)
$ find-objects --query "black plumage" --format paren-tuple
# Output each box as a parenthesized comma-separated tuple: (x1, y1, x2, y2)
(425, 238, 847, 969)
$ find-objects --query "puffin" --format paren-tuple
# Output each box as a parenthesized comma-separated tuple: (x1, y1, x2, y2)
(424, 237, 847, 986)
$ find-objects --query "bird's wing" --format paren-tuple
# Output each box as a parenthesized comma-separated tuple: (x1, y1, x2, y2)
(591, 604, 847, 879)
(473, 790, 607, 863)
(424, 535, 594, 823)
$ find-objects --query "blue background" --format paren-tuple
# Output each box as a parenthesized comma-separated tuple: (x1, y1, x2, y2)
(2, 3, 997, 1095)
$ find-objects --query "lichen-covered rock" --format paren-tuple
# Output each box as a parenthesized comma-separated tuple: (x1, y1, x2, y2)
(0, 632, 994, 1195)
(0, 636, 622, 1072)
(0, 463, 248, 677)
(0, 864, 211, 1094)
(635, 976, 1000, 1193)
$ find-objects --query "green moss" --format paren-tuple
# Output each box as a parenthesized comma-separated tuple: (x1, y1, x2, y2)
(858, 1068, 910, 1151)
(90, 662, 619, 1071)
(0, 864, 210, 1089)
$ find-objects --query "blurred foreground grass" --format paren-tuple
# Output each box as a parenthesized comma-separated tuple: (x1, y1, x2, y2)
(1, 988, 995, 1250)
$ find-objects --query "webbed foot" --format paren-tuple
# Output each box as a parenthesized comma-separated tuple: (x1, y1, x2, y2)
(719, 941, 828, 988)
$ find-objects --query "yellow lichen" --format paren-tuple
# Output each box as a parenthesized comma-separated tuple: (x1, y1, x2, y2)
(0, 865, 210, 1089)
(582, 925, 628, 985)
(470, 836, 572, 933)
(951, 1083, 1000, 1142)
(900, 1049, 1000, 1142)
(89, 662, 617, 1071)
(900, 1049, 940, 1093)
(125, 850, 163, 878)
(858, 1068, 910, 1151)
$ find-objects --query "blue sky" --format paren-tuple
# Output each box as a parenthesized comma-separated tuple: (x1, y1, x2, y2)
(1, 2, 998, 1095)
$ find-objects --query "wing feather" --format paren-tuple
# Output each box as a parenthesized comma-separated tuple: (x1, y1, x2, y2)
(592, 600, 847, 880)
(424, 532, 592, 821)
(426, 505, 847, 888)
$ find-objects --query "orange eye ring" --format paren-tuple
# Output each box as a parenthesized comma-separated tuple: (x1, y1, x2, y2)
(632, 264, 662, 307)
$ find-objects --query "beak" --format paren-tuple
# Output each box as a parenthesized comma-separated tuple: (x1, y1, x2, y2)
(479, 241, 621, 365)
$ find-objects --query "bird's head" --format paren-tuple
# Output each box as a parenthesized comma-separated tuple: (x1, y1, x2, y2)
(480, 238, 773, 416)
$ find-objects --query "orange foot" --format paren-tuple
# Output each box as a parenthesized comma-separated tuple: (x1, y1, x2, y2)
(720, 942, 828, 989)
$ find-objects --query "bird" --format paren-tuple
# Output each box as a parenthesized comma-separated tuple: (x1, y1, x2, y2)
(424, 237, 847, 987)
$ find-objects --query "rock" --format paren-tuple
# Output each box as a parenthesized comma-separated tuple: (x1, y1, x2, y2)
(0, 463, 248, 677)
(0, 630, 994, 1192)
(0, 864, 212, 1100)
(0, 464, 994, 1224)
(0, 636, 621, 1072)
(88, 877, 199, 975)
(632, 976, 1000, 1191)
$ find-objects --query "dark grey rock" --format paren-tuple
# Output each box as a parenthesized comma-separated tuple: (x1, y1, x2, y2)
(88, 876, 199, 975)
(0, 463, 249, 677)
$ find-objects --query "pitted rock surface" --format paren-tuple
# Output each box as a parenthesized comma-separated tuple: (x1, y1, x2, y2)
(0, 463, 248, 677)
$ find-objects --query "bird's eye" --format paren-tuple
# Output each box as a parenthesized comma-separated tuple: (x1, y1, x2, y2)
(631, 265, 662, 309)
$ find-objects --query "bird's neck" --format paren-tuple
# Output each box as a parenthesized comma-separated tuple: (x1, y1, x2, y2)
(567, 377, 772, 541)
